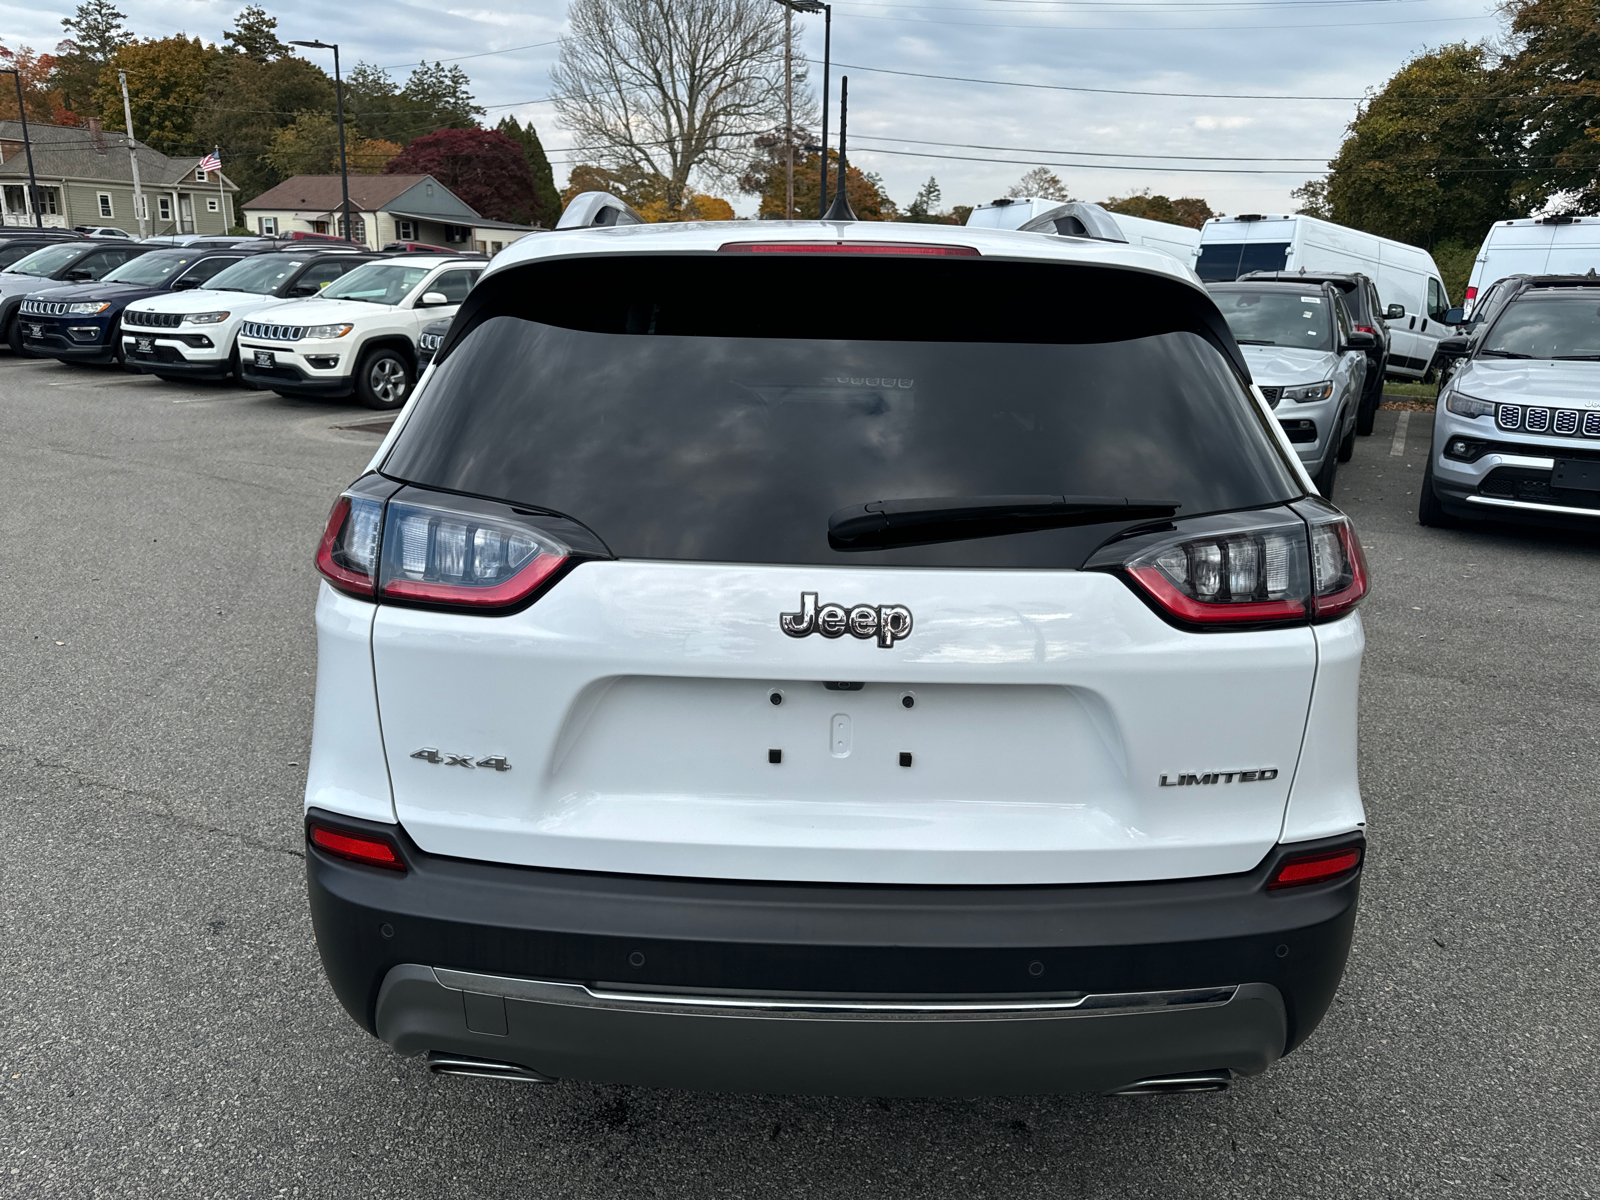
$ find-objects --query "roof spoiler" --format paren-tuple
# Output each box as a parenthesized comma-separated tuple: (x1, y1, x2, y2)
(1017, 202, 1128, 243)
(556, 191, 645, 230)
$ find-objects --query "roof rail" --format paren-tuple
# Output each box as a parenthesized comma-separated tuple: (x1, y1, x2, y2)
(556, 191, 646, 230)
(1017, 202, 1128, 243)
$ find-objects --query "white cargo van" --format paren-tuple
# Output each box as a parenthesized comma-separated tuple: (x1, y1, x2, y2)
(1196, 214, 1450, 379)
(967, 199, 1200, 269)
(1463, 216, 1600, 315)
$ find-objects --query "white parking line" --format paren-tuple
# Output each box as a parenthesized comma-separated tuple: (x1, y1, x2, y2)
(1390, 410, 1410, 457)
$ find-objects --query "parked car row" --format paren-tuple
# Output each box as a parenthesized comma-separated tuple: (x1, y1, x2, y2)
(5, 236, 478, 410)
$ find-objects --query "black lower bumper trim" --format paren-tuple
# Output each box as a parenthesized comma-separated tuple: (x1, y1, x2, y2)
(240, 356, 350, 396)
(306, 808, 1363, 1082)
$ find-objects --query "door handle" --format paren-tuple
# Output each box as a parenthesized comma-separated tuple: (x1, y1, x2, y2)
(1421, 319, 1429, 332)
(1409, 316, 1416, 329)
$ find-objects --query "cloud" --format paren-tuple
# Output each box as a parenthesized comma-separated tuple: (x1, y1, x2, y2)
(1193, 115, 1256, 131)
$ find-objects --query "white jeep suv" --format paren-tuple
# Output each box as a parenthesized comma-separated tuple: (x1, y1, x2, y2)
(240, 255, 482, 409)
(305, 211, 1369, 1097)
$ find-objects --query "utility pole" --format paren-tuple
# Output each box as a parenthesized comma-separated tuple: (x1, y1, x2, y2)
(784, 2, 793, 219)
(775, 0, 828, 217)
(119, 70, 147, 238)
(1, 69, 43, 228)
(818, 4, 830, 216)
(290, 40, 354, 244)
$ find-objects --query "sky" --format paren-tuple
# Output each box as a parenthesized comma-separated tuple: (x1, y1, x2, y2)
(8, 0, 1506, 216)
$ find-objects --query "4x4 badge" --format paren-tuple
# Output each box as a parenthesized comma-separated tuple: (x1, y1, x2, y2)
(410, 748, 512, 771)
(780, 592, 913, 648)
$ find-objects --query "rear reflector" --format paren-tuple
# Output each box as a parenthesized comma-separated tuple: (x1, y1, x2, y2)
(719, 241, 980, 257)
(1268, 845, 1362, 889)
(309, 823, 405, 871)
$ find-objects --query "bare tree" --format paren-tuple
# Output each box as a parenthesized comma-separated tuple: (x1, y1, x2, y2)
(553, 0, 811, 209)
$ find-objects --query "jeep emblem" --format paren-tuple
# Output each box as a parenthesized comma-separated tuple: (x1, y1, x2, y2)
(780, 592, 913, 648)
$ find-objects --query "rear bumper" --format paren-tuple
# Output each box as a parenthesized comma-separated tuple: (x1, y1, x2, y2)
(307, 810, 1363, 1095)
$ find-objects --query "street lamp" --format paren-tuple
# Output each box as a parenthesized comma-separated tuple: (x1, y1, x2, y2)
(0, 69, 43, 228)
(774, 0, 828, 220)
(289, 40, 354, 244)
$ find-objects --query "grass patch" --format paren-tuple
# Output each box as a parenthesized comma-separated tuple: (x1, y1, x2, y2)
(1382, 380, 1437, 399)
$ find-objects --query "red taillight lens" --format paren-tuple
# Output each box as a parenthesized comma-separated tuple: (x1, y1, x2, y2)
(309, 822, 405, 871)
(1353, 324, 1376, 335)
(1121, 517, 1312, 628)
(1268, 845, 1362, 889)
(1464, 285, 1477, 302)
(1308, 514, 1368, 620)
(315, 494, 383, 597)
(719, 241, 980, 257)
(377, 497, 570, 610)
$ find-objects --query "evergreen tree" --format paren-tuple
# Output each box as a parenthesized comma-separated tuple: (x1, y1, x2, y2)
(60, 0, 132, 63)
(496, 116, 561, 225)
(223, 5, 287, 64)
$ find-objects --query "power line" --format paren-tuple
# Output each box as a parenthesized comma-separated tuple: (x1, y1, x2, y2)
(372, 40, 565, 72)
(832, 8, 1495, 31)
(850, 144, 1326, 173)
(854, 133, 1328, 161)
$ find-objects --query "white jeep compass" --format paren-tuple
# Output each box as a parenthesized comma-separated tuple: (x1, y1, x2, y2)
(305, 208, 1369, 1097)
(240, 255, 482, 409)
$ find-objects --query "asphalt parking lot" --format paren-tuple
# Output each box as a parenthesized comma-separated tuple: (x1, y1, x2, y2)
(3, 358, 1599, 1199)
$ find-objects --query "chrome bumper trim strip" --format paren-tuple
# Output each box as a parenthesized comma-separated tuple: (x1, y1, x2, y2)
(431, 968, 1238, 1022)
(1467, 494, 1600, 518)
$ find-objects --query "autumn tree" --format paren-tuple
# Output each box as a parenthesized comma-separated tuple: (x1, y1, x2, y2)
(264, 112, 395, 175)
(1007, 167, 1071, 200)
(0, 46, 66, 124)
(1101, 190, 1215, 229)
(1316, 43, 1525, 248)
(383, 126, 536, 222)
(496, 116, 562, 225)
(193, 52, 336, 199)
(93, 36, 221, 155)
(343, 60, 482, 145)
(1500, 0, 1600, 212)
(223, 5, 286, 63)
(740, 142, 897, 220)
(904, 176, 955, 223)
(554, 0, 803, 210)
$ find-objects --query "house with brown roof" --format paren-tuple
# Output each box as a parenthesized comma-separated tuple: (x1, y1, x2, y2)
(240, 174, 540, 253)
(0, 121, 238, 235)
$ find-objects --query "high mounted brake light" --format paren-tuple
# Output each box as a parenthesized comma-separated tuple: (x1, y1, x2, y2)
(719, 241, 980, 257)
(1268, 845, 1362, 889)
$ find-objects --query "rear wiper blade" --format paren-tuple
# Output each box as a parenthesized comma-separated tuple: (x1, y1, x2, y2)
(1477, 348, 1532, 358)
(829, 495, 1180, 551)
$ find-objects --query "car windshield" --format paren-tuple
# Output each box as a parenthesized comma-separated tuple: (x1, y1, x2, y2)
(6, 243, 88, 277)
(382, 256, 1299, 570)
(101, 253, 193, 285)
(1212, 290, 1333, 351)
(204, 255, 307, 293)
(1480, 296, 1600, 359)
(321, 262, 433, 304)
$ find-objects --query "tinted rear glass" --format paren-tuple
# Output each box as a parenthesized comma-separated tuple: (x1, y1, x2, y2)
(383, 256, 1299, 569)
(1196, 241, 1290, 282)
(1211, 288, 1334, 351)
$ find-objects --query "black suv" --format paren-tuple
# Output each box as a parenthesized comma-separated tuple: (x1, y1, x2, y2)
(1240, 271, 1390, 435)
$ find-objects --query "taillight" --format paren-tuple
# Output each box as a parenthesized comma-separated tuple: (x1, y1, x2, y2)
(1464, 285, 1477, 302)
(719, 241, 980, 257)
(315, 493, 384, 597)
(1307, 508, 1368, 619)
(1353, 324, 1376, 335)
(377, 495, 571, 610)
(1087, 501, 1369, 630)
(1268, 844, 1362, 889)
(308, 820, 406, 871)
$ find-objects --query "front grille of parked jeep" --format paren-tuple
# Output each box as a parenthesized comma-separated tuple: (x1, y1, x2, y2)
(242, 321, 305, 342)
(1496, 403, 1600, 439)
(122, 310, 183, 329)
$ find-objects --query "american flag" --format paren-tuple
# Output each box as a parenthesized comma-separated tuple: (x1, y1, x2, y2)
(198, 151, 222, 174)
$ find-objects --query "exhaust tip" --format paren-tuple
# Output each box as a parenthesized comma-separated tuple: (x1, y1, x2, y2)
(426, 1051, 558, 1084)
(1108, 1070, 1232, 1096)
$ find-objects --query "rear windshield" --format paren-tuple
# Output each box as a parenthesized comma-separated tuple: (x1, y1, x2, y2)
(1196, 241, 1290, 282)
(1480, 296, 1600, 359)
(1212, 289, 1333, 351)
(205, 255, 305, 293)
(383, 255, 1299, 569)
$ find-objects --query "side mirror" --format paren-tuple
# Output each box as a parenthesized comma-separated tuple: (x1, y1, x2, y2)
(1436, 336, 1471, 357)
(288, 283, 320, 297)
(1443, 307, 1464, 326)
(172, 277, 200, 291)
(1345, 331, 1377, 351)
(1384, 303, 1406, 320)
(418, 291, 449, 307)
(63, 268, 92, 281)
